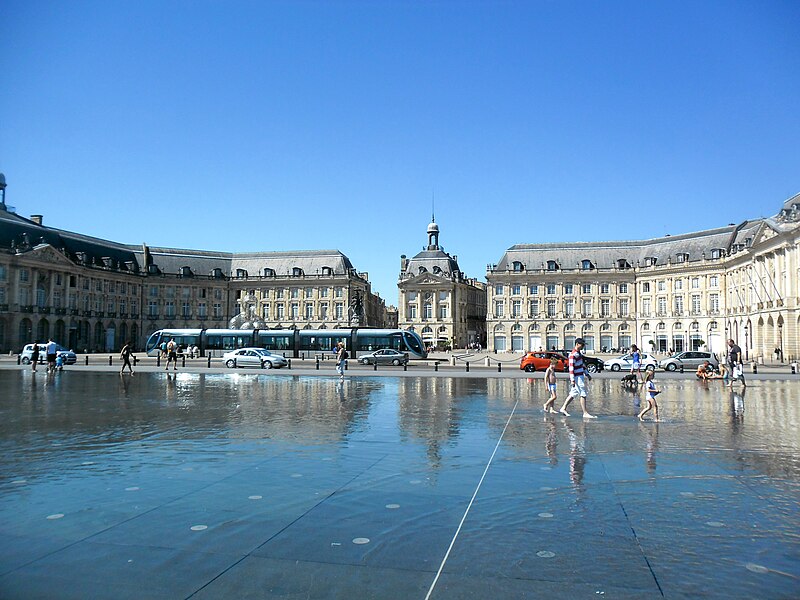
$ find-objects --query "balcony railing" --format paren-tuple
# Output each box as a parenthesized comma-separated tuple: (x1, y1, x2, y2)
(37, 306, 50, 314)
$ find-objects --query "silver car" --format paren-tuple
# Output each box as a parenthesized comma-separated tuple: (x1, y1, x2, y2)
(660, 351, 719, 372)
(20, 343, 77, 365)
(223, 348, 288, 369)
(358, 349, 409, 366)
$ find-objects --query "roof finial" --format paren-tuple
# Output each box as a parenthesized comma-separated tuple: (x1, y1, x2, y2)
(431, 189, 435, 223)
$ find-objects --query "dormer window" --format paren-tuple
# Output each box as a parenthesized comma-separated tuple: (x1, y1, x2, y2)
(263, 267, 275, 277)
(433, 266, 442, 274)
(512, 261, 524, 272)
(676, 253, 689, 263)
(547, 260, 559, 271)
(235, 269, 247, 278)
(211, 268, 225, 279)
(581, 259, 593, 270)
(292, 267, 304, 277)
(321, 266, 333, 276)
(644, 256, 657, 267)
(418, 266, 427, 274)
(617, 259, 631, 269)
(180, 266, 194, 277)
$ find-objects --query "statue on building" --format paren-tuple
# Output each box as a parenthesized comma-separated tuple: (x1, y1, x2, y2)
(348, 290, 365, 326)
(228, 295, 266, 330)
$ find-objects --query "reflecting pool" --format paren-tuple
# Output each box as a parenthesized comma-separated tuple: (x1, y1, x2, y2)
(0, 371, 798, 599)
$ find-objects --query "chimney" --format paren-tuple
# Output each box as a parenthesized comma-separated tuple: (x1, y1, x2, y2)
(31, 214, 43, 225)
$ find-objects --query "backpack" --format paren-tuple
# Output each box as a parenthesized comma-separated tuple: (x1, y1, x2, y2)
(342, 350, 349, 360)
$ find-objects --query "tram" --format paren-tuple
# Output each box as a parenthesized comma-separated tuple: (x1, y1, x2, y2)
(144, 327, 428, 360)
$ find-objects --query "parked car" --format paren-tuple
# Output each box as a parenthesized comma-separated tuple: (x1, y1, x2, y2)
(551, 349, 605, 373)
(660, 351, 719, 372)
(520, 352, 568, 373)
(223, 348, 288, 369)
(358, 349, 409, 366)
(604, 352, 658, 372)
(20, 343, 77, 365)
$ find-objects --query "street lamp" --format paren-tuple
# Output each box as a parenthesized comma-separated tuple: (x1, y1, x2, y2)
(744, 324, 749, 361)
(778, 322, 783, 362)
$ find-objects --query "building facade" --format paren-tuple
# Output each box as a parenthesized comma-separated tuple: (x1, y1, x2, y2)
(398, 219, 486, 349)
(0, 203, 388, 353)
(486, 195, 800, 361)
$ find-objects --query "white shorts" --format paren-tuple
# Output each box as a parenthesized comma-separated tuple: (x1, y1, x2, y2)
(569, 375, 588, 398)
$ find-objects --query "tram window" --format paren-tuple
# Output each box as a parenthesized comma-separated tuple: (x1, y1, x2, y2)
(357, 334, 402, 351)
(257, 333, 292, 350)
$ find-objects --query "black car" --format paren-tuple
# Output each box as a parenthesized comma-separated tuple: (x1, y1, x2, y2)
(552, 349, 604, 373)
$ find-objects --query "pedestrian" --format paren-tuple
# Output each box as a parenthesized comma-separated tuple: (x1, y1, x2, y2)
(120, 341, 135, 375)
(30, 343, 40, 371)
(45, 338, 57, 373)
(55, 354, 64, 371)
(335, 342, 348, 381)
(559, 338, 596, 418)
(165, 338, 178, 371)
(542, 357, 559, 413)
(726, 338, 746, 388)
(160, 340, 168, 358)
(630, 343, 643, 383)
(638, 370, 660, 421)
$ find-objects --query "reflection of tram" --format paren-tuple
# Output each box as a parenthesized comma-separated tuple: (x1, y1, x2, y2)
(144, 328, 428, 359)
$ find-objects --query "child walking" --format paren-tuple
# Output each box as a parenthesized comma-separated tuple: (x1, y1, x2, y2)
(542, 357, 559, 413)
(638, 370, 660, 421)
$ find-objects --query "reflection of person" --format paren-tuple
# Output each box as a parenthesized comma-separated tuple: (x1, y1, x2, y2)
(643, 422, 659, 474)
(335, 342, 348, 381)
(565, 420, 586, 487)
(726, 338, 746, 388)
(731, 388, 745, 418)
(545, 420, 558, 466)
(542, 357, 559, 413)
(638, 370, 660, 421)
(559, 338, 596, 418)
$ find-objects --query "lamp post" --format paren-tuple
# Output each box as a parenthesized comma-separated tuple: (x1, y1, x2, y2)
(744, 324, 749, 361)
(778, 322, 783, 363)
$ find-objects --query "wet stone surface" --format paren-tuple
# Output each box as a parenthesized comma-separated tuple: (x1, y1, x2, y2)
(0, 370, 798, 599)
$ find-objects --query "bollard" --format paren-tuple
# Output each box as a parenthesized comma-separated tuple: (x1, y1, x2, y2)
(498, 362, 502, 373)
(373, 361, 377, 371)
(403, 363, 407, 372)
(133, 355, 138, 366)
(85, 355, 89, 366)
(157, 355, 160, 367)
(679, 364, 684, 373)
(207, 355, 212, 368)
(434, 362, 438, 372)
(288, 359, 292, 370)
(466, 362, 470, 373)
(109, 355, 113, 366)
(752, 362, 758, 374)
(485, 356, 491, 367)
(301, 352, 305, 361)
(17, 355, 20, 365)
(182, 356, 186, 368)
(315, 357, 320, 370)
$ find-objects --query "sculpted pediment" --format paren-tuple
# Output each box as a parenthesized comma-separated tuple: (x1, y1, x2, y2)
(27, 244, 75, 267)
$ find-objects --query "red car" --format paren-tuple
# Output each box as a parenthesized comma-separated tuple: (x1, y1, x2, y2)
(520, 351, 568, 373)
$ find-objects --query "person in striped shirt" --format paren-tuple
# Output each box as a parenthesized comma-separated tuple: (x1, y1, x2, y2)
(559, 338, 597, 418)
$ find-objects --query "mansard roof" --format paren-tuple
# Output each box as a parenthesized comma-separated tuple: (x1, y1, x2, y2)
(404, 248, 461, 278)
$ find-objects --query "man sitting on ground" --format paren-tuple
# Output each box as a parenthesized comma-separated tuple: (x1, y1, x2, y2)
(696, 361, 713, 380)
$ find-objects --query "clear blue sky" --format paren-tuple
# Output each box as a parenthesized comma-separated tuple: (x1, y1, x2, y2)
(2, 1, 798, 301)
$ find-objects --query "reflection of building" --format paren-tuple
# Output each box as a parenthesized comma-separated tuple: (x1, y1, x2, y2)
(0, 190, 388, 352)
(398, 218, 486, 349)
(486, 195, 800, 360)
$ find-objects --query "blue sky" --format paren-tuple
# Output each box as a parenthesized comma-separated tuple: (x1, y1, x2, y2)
(1, 1, 798, 301)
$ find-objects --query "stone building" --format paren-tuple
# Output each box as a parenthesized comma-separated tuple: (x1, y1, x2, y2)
(0, 191, 387, 352)
(486, 195, 800, 361)
(398, 219, 486, 349)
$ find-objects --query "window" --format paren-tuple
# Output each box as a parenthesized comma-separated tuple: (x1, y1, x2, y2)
(439, 291, 448, 301)
(131, 300, 137, 315)
(710, 276, 719, 288)
(335, 304, 343, 319)
(291, 288, 299, 299)
(182, 287, 191, 298)
(148, 301, 158, 317)
(619, 283, 628, 294)
(581, 260, 593, 270)
(512, 261, 524, 272)
(214, 289, 223, 300)
(529, 284, 539, 295)
(512, 300, 521, 317)
(546, 284, 556, 295)
(495, 284, 504, 296)
(276, 289, 284, 299)
(276, 303, 285, 319)
(165, 301, 175, 317)
(600, 283, 610, 294)
(36, 287, 46, 307)
(674, 296, 684, 314)
(320, 288, 328, 298)
(292, 267, 303, 277)
(674, 279, 683, 291)
(182, 302, 191, 317)
(17, 288, 30, 306)
(213, 303, 223, 318)
(165, 286, 174, 297)
(642, 298, 651, 317)
(582, 299, 592, 316)
(320, 303, 328, 319)
(512, 285, 521, 295)
(335, 287, 343, 298)
(291, 303, 299, 319)
(710, 293, 719, 313)
(600, 299, 610, 317)
(565, 299, 574, 316)
(691, 294, 701, 314)
(642, 282, 650, 293)
(691, 277, 700, 289)
(407, 304, 417, 319)
(529, 299, 539, 316)
(439, 304, 448, 319)
(305, 287, 313, 298)
(657, 297, 667, 315)
(495, 301, 504, 318)
(547, 260, 559, 271)
(657, 280, 666, 292)
(619, 299, 629, 316)
(421, 303, 431, 319)
(0, 266, 5, 281)
(582, 284, 592, 294)
(564, 284, 574, 295)
(199, 302, 207, 317)
(676, 253, 689, 263)
(305, 303, 313, 319)
(547, 299, 556, 317)
(150, 286, 159, 297)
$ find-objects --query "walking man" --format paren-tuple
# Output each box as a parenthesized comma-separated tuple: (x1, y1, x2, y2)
(120, 341, 135, 375)
(726, 338, 746, 388)
(335, 342, 348, 381)
(559, 338, 596, 418)
(45, 338, 57, 373)
(165, 338, 178, 371)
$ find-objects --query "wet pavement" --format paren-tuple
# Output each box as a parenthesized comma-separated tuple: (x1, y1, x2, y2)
(0, 370, 798, 599)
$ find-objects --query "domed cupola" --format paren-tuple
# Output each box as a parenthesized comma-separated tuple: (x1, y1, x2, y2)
(427, 218, 440, 249)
